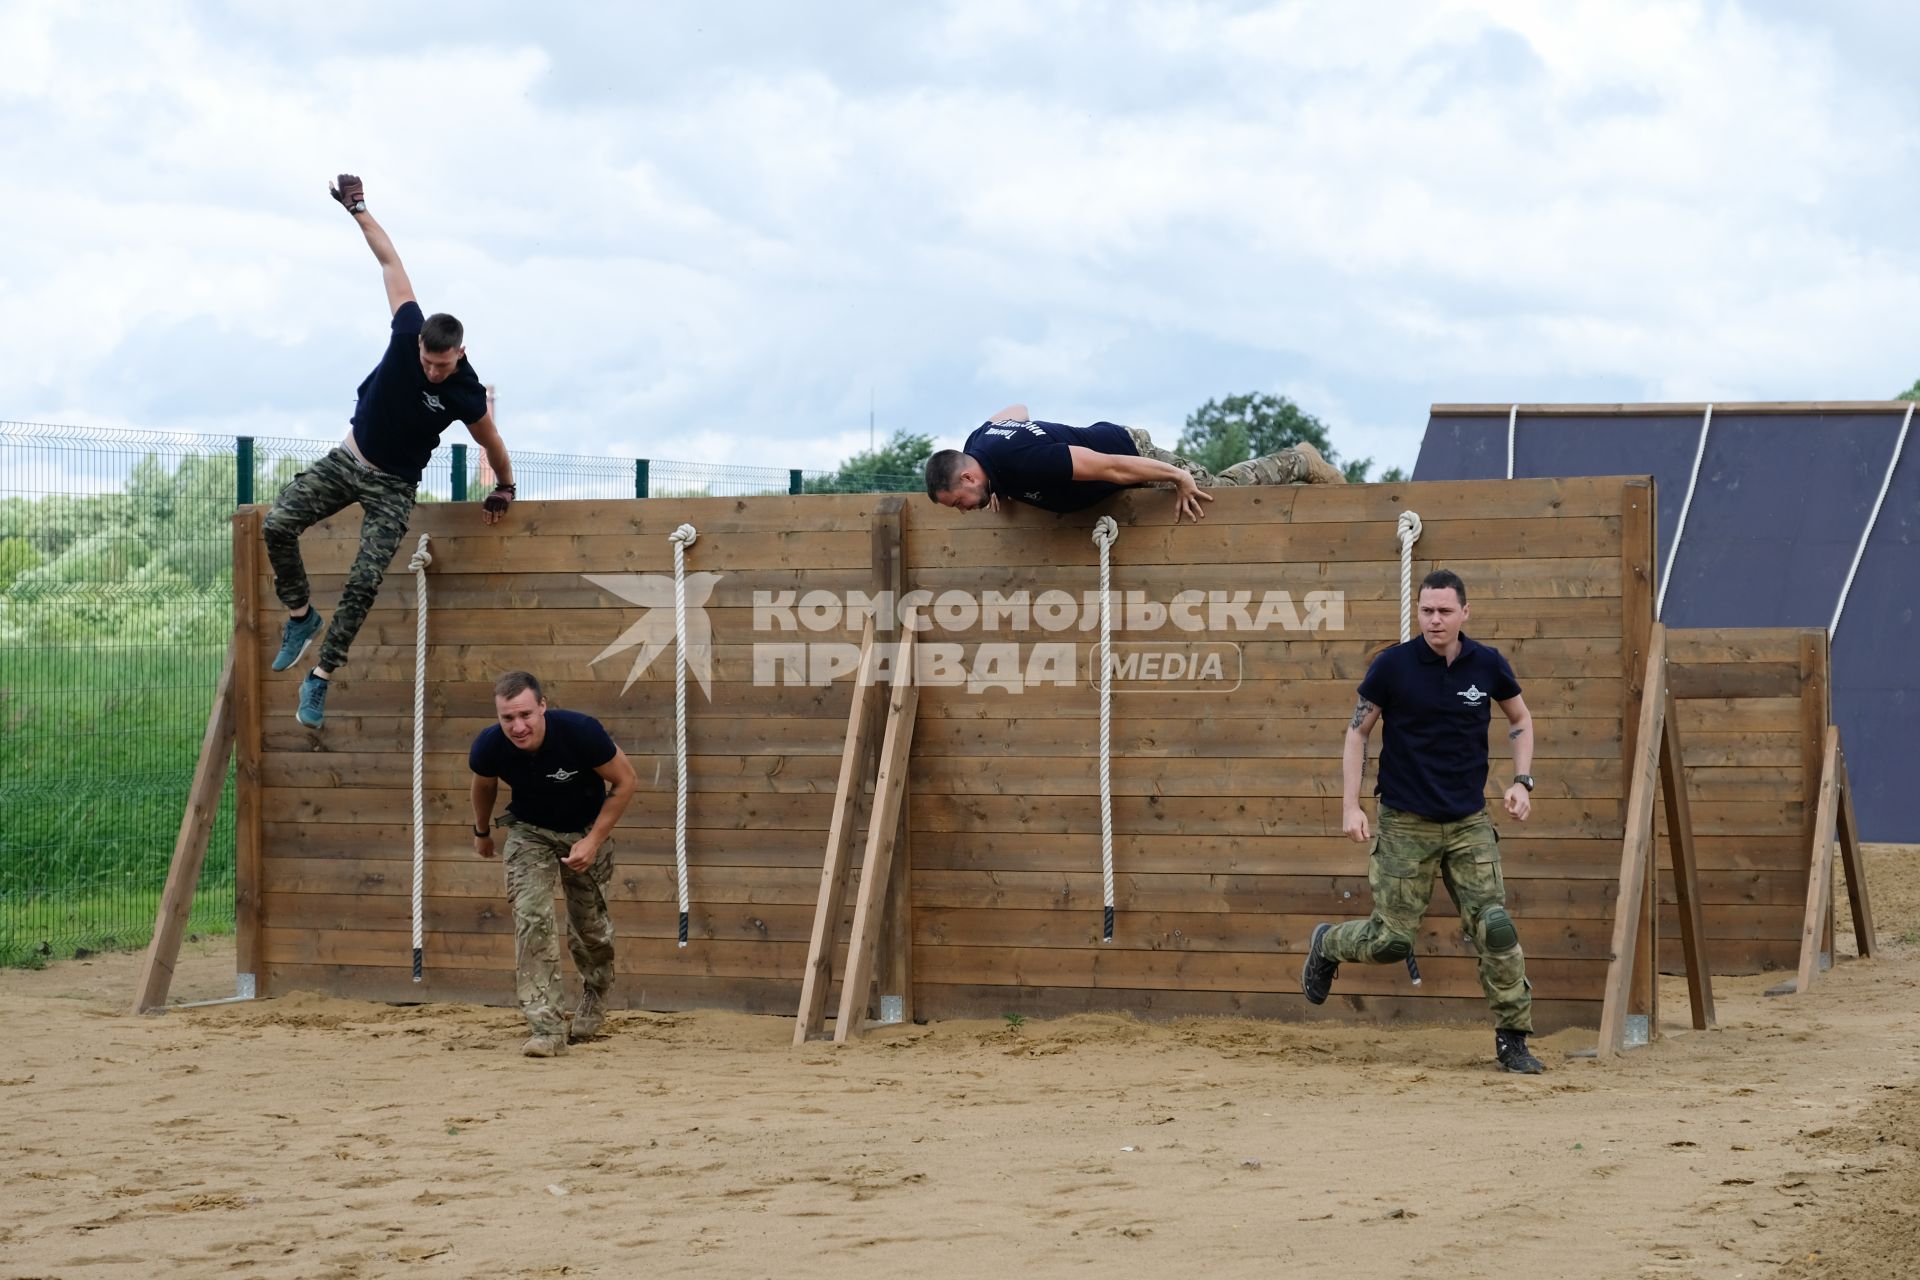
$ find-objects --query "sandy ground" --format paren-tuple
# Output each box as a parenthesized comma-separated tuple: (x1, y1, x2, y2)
(3, 850, 1917, 1280)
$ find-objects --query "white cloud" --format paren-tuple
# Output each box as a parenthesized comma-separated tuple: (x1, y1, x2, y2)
(3, 0, 1919, 483)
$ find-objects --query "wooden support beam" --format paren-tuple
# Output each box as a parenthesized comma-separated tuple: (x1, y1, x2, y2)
(1794, 726, 1843, 994)
(792, 618, 884, 1044)
(1658, 684, 1714, 1030)
(1599, 623, 1666, 1058)
(132, 644, 238, 1014)
(834, 630, 920, 1042)
(1798, 631, 1830, 960)
(232, 508, 267, 992)
(1836, 745, 1875, 958)
(1617, 480, 1657, 1031)
(871, 497, 914, 1021)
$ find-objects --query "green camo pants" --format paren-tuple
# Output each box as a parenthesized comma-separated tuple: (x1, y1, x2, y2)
(501, 819, 617, 1037)
(1123, 428, 1346, 486)
(1320, 806, 1533, 1032)
(262, 446, 417, 671)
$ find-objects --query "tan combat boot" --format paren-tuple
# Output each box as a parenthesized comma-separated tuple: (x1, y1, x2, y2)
(1290, 441, 1348, 485)
(522, 1033, 569, 1058)
(569, 989, 608, 1041)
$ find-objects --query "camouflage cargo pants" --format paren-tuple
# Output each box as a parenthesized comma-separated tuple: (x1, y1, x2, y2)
(1123, 428, 1347, 487)
(501, 819, 617, 1038)
(1319, 806, 1533, 1032)
(261, 446, 417, 671)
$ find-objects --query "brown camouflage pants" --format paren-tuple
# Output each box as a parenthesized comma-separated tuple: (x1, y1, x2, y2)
(1123, 428, 1347, 487)
(262, 446, 417, 670)
(1319, 806, 1533, 1032)
(501, 819, 617, 1037)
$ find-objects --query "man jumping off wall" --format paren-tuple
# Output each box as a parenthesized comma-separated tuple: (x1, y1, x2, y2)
(264, 173, 518, 728)
(924, 403, 1346, 523)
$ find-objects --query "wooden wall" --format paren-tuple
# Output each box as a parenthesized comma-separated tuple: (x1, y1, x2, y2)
(1657, 628, 1828, 974)
(236, 475, 1653, 1031)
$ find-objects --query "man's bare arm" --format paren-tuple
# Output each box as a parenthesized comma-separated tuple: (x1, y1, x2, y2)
(1499, 694, 1534, 776)
(1066, 445, 1214, 522)
(467, 413, 514, 487)
(1341, 698, 1382, 814)
(349, 206, 416, 315)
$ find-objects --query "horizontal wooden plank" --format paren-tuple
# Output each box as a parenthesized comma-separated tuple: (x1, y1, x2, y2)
(288, 529, 876, 575)
(287, 493, 888, 541)
(261, 961, 802, 1015)
(262, 892, 829, 943)
(262, 821, 833, 865)
(909, 793, 1628, 840)
(262, 856, 829, 903)
(909, 556, 1621, 601)
(1666, 663, 1803, 700)
(1666, 628, 1814, 665)
(263, 786, 835, 830)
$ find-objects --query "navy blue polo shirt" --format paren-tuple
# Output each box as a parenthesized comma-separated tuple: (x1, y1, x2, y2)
(469, 709, 619, 834)
(963, 418, 1141, 513)
(350, 300, 489, 483)
(1358, 634, 1522, 821)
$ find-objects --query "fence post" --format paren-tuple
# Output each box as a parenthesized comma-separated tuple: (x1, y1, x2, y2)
(635, 459, 650, 499)
(451, 443, 468, 502)
(236, 437, 254, 506)
(789, 468, 803, 496)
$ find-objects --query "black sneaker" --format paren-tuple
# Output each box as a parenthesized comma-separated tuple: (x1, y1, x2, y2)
(1496, 1029, 1544, 1074)
(1300, 922, 1339, 1005)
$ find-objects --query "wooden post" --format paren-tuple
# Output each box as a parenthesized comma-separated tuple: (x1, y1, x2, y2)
(1795, 726, 1843, 993)
(132, 645, 237, 1014)
(834, 630, 920, 1042)
(231, 509, 266, 994)
(1798, 631, 1832, 963)
(1618, 480, 1657, 1031)
(870, 498, 913, 1021)
(1658, 684, 1714, 1030)
(1599, 624, 1666, 1058)
(792, 619, 884, 1044)
(1836, 746, 1875, 958)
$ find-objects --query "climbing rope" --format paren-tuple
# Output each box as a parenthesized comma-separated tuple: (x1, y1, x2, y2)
(407, 533, 433, 982)
(1657, 404, 1713, 620)
(1092, 516, 1118, 943)
(1831, 402, 1914, 638)
(1393, 511, 1423, 987)
(1396, 511, 1424, 644)
(1505, 404, 1518, 480)
(669, 523, 698, 947)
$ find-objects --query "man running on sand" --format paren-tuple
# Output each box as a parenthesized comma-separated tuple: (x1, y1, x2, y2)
(924, 403, 1346, 523)
(264, 173, 517, 729)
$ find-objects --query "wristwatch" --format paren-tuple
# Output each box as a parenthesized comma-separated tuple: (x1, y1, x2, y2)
(1513, 775, 1535, 792)
(473, 824, 492, 837)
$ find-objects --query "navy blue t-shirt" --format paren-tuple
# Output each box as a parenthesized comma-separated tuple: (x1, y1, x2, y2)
(468, 708, 619, 834)
(1357, 634, 1522, 821)
(350, 301, 489, 483)
(963, 418, 1141, 514)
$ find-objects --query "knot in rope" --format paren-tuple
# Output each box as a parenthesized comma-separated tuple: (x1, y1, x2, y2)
(1091, 515, 1118, 551)
(406, 533, 433, 572)
(669, 523, 698, 548)
(1395, 511, 1422, 546)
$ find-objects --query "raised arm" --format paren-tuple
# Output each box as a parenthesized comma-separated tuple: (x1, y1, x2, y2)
(330, 174, 416, 315)
(1341, 696, 1383, 842)
(1066, 445, 1215, 523)
(1498, 693, 1534, 821)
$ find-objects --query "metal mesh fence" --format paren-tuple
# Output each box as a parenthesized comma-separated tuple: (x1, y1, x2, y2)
(0, 420, 918, 965)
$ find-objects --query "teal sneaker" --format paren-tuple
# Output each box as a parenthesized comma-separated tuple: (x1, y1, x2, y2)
(296, 671, 330, 729)
(272, 611, 325, 672)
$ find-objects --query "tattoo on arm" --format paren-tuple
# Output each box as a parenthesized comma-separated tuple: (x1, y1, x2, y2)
(1350, 698, 1373, 731)
(1508, 726, 1524, 740)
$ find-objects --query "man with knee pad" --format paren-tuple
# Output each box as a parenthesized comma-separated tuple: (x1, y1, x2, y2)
(1300, 569, 1544, 1073)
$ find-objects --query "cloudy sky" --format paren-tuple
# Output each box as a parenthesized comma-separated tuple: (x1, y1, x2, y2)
(4, 0, 1917, 479)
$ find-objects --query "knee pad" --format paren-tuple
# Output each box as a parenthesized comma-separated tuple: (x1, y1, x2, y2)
(1479, 905, 1519, 952)
(1369, 936, 1414, 963)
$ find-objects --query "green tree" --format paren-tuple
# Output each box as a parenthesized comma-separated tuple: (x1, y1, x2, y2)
(803, 429, 934, 494)
(1176, 391, 1389, 482)
(1897, 379, 1920, 401)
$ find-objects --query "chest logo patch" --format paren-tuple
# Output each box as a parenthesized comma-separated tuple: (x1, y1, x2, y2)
(545, 767, 579, 782)
(423, 391, 446, 412)
(1456, 684, 1488, 706)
